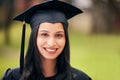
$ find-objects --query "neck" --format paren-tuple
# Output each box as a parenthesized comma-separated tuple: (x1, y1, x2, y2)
(41, 58, 57, 77)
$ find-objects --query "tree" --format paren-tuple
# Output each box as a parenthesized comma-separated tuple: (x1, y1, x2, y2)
(91, 0, 120, 33)
(0, 0, 14, 44)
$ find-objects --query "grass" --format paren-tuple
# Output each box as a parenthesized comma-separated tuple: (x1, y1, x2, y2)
(69, 32, 120, 80)
(0, 22, 120, 80)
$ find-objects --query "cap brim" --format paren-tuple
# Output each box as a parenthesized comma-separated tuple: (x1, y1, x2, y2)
(13, 0, 83, 24)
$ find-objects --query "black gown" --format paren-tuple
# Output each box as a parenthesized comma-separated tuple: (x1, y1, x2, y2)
(1, 67, 92, 80)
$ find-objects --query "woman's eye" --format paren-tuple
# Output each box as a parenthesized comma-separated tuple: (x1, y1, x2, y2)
(41, 33, 48, 37)
(56, 34, 63, 38)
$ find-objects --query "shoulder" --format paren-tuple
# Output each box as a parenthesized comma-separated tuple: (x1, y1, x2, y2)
(71, 67, 92, 80)
(1, 67, 21, 80)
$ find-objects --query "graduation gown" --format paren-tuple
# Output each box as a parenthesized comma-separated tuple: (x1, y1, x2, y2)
(1, 67, 91, 80)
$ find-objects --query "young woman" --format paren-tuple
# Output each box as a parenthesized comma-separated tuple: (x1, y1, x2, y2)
(2, 0, 92, 80)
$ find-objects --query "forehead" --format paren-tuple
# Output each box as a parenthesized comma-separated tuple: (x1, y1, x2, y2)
(38, 22, 64, 32)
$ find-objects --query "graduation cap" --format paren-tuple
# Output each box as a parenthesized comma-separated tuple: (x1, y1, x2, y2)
(13, 0, 83, 74)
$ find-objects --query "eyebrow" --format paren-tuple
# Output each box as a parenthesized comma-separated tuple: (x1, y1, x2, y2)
(56, 31, 64, 33)
(39, 30, 49, 32)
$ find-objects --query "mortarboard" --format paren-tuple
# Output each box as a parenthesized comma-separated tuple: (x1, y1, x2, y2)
(13, 0, 83, 74)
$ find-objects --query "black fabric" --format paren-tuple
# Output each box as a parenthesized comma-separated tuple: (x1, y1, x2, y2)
(30, 10, 68, 29)
(1, 68, 21, 80)
(45, 75, 57, 80)
(1, 67, 92, 80)
(13, 0, 82, 24)
(71, 68, 92, 80)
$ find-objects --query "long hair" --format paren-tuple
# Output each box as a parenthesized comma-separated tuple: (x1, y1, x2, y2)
(20, 23, 71, 80)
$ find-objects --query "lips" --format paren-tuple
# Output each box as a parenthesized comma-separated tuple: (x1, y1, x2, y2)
(44, 48, 58, 53)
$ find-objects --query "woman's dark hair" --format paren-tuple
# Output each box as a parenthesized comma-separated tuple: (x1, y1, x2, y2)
(20, 23, 71, 80)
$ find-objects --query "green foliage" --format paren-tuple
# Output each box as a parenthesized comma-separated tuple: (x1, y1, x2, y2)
(0, 23, 120, 80)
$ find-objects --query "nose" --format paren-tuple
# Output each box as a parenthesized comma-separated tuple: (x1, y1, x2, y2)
(47, 37, 56, 47)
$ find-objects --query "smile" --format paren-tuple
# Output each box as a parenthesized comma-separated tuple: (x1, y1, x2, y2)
(44, 48, 58, 53)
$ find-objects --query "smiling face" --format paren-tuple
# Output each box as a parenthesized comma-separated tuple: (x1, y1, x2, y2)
(36, 22, 66, 60)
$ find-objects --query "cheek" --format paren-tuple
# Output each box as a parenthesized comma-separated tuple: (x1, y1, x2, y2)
(36, 37, 45, 48)
(58, 39, 66, 49)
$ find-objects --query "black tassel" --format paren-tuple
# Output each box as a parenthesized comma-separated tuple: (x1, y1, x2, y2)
(20, 21, 26, 74)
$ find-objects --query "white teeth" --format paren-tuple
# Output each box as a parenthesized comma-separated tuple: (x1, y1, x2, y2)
(45, 48, 56, 52)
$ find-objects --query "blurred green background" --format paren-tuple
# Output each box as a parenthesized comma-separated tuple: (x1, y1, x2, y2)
(0, 22, 120, 80)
